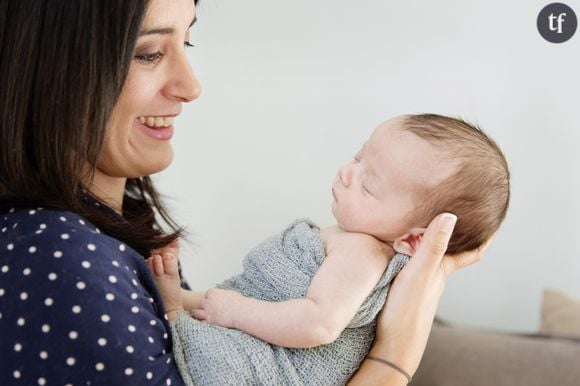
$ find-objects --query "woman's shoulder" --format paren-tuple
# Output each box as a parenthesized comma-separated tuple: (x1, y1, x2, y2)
(1, 205, 132, 259)
(0, 205, 183, 385)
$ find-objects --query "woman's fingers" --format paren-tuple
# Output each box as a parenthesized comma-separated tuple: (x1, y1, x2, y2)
(413, 213, 457, 272)
(442, 234, 493, 275)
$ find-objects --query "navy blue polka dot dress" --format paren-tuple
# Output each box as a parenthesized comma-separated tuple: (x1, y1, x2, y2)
(0, 201, 185, 386)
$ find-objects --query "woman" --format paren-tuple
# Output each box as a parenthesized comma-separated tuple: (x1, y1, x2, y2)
(0, 0, 484, 385)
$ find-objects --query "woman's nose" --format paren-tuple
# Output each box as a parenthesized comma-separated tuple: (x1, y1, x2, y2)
(338, 162, 354, 187)
(163, 50, 201, 103)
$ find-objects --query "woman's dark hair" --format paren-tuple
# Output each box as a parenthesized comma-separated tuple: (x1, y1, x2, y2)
(0, 0, 197, 256)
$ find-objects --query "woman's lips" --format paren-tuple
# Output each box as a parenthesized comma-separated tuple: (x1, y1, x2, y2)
(135, 119, 174, 141)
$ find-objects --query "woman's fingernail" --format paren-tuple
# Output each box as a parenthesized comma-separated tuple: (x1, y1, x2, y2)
(440, 213, 457, 232)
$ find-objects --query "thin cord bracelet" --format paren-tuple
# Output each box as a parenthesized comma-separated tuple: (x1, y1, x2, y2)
(365, 355, 412, 384)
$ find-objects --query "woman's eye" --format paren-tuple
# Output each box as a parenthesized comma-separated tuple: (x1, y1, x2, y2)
(362, 185, 372, 196)
(134, 51, 164, 65)
(184, 41, 195, 48)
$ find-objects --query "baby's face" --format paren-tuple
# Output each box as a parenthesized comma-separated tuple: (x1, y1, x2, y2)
(331, 117, 454, 242)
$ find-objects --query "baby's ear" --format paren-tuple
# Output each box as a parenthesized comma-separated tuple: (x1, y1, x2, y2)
(392, 228, 426, 256)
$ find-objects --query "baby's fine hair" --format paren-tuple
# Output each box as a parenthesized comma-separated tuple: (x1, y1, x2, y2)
(401, 114, 510, 254)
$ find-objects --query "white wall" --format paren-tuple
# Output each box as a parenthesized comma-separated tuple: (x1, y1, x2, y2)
(156, 0, 580, 332)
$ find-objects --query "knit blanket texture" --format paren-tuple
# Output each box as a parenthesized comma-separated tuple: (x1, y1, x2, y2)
(170, 220, 409, 385)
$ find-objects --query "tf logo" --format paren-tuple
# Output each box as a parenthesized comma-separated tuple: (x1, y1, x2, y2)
(537, 3, 577, 43)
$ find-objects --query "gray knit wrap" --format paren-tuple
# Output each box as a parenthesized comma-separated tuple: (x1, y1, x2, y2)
(170, 220, 409, 385)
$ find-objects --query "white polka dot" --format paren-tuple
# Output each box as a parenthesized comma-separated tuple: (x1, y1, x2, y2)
(165, 356, 170, 363)
(166, 378, 172, 385)
(163, 333, 168, 340)
(131, 306, 140, 314)
(7, 243, 14, 250)
(23, 267, 31, 276)
(69, 331, 78, 340)
(108, 275, 117, 284)
(72, 305, 81, 314)
(44, 298, 53, 306)
(38, 377, 46, 385)
(126, 345, 134, 353)
(53, 250, 63, 258)
(128, 325, 136, 333)
(40, 223, 47, 229)
(95, 362, 105, 371)
(105, 293, 115, 301)
(48, 272, 57, 281)
(148, 336, 154, 343)
(13, 370, 21, 379)
(130, 293, 138, 300)
(28, 246, 37, 253)
(95, 228, 101, 234)
(125, 368, 134, 376)
(35, 230, 43, 235)
(148, 356, 155, 361)
(81, 261, 91, 269)
(101, 314, 110, 323)
(1, 265, 9, 273)
(20, 292, 28, 300)
(132, 269, 137, 275)
(150, 320, 157, 326)
(41, 324, 50, 333)
(12, 223, 18, 229)
(98, 338, 107, 346)
(61, 233, 70, 240)
(79, 219, 85, 225)
(0, 288, 5, 296)
(29, 209, 36, 215)
(132, 279, 138, 286)
(17, 317, 25, 326)
(149, 297, 154, 303)
(39, 351, 48, 359)
(119, 244, 126, 252)
(1, 227, 6, 232)
(112, 260, 120, 267)
(66, 357, 76, 366)
(87, 243, 96, 251)
(59, 216, 67, 222)
(146, 372, 153, 380)
(14, 343, 22, 352)
(76, 281, 86, 290)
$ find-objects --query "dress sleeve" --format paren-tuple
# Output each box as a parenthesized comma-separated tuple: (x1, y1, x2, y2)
(0, 212, 185, 386)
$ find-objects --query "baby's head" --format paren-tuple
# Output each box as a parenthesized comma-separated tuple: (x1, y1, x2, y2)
(331, 114, 510, 255)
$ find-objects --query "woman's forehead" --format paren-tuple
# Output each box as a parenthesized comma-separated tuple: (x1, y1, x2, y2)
(141, 0, 196, 30)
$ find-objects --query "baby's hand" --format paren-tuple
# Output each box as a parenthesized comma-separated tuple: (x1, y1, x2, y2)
(193, 288, 244, 328)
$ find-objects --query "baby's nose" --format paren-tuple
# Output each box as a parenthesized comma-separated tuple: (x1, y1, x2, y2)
(338, 162, 354, 187)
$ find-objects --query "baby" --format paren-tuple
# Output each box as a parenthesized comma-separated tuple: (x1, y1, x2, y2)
(149, 114, 510, 385)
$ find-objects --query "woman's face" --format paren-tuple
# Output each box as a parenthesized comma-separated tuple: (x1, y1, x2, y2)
(97, 0, 200, 180)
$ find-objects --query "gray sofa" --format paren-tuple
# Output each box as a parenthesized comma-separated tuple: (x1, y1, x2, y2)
(410, 320, 580, 386)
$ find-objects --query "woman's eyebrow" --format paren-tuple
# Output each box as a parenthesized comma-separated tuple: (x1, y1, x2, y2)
(139, 17, 197, 37)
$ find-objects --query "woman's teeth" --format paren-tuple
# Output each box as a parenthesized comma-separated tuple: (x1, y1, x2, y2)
(138, 116, 173, 128)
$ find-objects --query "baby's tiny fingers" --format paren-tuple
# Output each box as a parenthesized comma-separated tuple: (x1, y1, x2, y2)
(193, 309, 207, 321)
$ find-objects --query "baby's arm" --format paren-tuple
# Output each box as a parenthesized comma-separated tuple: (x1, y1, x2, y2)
(195, 230, 393, 348)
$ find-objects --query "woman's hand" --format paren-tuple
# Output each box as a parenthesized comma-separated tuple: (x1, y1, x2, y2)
(350, 213, 490, 385)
